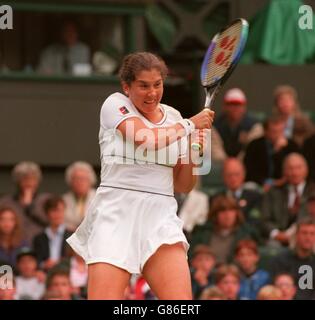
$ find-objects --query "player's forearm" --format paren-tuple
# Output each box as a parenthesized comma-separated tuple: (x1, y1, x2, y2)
(173, 162, 197, 193)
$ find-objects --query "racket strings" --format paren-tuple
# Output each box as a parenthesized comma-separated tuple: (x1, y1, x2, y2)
(202, 22, 243, 87)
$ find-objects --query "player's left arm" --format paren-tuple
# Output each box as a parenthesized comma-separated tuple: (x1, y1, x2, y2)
(173, 131, 207, 193)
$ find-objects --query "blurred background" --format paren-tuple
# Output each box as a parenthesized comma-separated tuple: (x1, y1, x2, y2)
(0, 0, 315, 193)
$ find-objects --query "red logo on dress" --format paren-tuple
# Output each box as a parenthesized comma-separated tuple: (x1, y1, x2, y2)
(119, 106, 130, 115)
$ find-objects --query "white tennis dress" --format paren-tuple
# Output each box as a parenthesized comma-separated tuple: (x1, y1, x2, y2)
(67, 92, 189, 274)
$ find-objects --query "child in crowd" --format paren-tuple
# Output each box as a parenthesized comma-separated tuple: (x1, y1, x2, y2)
(15, 247, 46, 300)
(274, 272, 297, 300)
(257, 285, 283, 300)
(190, 244, 216, 299)
(234, 239, 270, 299)
(215, 264, 241, 300)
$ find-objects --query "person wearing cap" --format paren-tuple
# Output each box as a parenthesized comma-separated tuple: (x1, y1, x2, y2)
(212, 88, 263, 161)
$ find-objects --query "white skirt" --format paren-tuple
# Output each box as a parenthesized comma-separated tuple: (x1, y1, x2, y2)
(66, 187, 189, 274)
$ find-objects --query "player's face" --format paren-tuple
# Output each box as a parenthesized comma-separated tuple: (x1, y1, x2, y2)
(123, 69, 163, 116)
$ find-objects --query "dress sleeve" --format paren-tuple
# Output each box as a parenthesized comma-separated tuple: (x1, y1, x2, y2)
(100, 92, 141, 129)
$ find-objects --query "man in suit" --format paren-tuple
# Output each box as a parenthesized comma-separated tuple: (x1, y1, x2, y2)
(33, 196, 72, 271)
(271, 217, 315, 300)
(211, 158, 262, 229)
(261, 153, 315, 245)
(244, 116, 299, 191)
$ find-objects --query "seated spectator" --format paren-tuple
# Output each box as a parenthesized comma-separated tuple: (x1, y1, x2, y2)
(211, 158, 262, 229)
(199, 286, 227, 300)
(38, 21, 90, 75)
(177, 187, 209, 236)
(190, 196, 261, 264)
(234, 239, 270, 300)
(15, 247, 45, 300)
(212, 88, 263, 161)
(257, 285, 283, 300)
(273, 272, 297, 300)
(44, 269, 80, 300)
(285, 193, 315, 250)
(33, 196, 72, 271)
(0, 206, 28, 269)
(270, 217, 315, 300)
(303, 133, 315, 183)
(53, 247, 88, 299)
(244, 116, 299, 190)
(273, 85, 314, 147)
(261, 153, 315, 246)
(190, 244, 216, 299)
(63, 161, 96, 231)
(0, 162, 50, 243)
(215, 264, 241, 300)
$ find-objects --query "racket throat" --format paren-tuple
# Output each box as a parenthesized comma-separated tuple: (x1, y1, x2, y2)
(204, 85, 221, 108)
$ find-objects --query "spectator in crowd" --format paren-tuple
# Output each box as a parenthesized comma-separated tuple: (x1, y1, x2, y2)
(190, 196, 261, 264)
(273, 85, 314, 147)
(44, 269, 79, 300)
(38, 21, 90, 75)
(199, 286, 227, 300)
(15, 247, 46, 300)
(53, 247, 88, 299)
(215, 264, 241, 300)
(212, 88, 263, 161)
(303, 133, 315, 183)
(211, 158, 262, 229)
(33, 196, 72, 271)
(0, 162, 50, 243)
(63, 161, 96, 231)
(234, 239, 270, 300)
(244, 116, 299, 190)
(190, 244, 216, 299)
(284, 193, 315, 250)
(177, 185, 209, 236)
(257, 285, 283, 300)
(273, 272, 297, 300)
(271, 217, 315, 300)
(261, 153, 315, 246)
(0, 206, 28, 269)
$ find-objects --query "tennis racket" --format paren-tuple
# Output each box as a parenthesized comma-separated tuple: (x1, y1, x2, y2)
(191, 18, 249, 152)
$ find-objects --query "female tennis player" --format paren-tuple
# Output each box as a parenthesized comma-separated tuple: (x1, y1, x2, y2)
(67, 52, 214, 299)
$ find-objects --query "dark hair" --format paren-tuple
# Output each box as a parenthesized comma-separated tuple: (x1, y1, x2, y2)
(209, 195, 244, 227)
(44, 196, 65, 215)
(119, 52, 168, 85)
(46, 269, 70, 289)
(263, 116, 285, 131)
(235, 239, 259, 256)
(296, 217, 315, 232)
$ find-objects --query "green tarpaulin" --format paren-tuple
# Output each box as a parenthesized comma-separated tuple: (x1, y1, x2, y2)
(241, 0, 315, 64)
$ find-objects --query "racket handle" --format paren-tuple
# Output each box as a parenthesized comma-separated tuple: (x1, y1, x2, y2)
(191, 142, 202, 151)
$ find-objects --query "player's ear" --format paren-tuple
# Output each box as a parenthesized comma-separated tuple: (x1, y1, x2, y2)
(122, 82, 130, 96)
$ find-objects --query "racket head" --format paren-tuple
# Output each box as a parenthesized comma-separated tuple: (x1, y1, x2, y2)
(200, 18, 249, 88)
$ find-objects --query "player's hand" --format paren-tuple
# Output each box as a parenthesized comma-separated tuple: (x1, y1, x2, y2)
(190, 109, 214, 130)
(191, 129, 209, 153)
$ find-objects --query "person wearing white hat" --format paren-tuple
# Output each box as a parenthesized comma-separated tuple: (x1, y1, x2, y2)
(212, 88, 263, 162)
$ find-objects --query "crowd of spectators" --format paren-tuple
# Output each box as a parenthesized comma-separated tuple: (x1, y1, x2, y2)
(1, 84, 315, 300)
